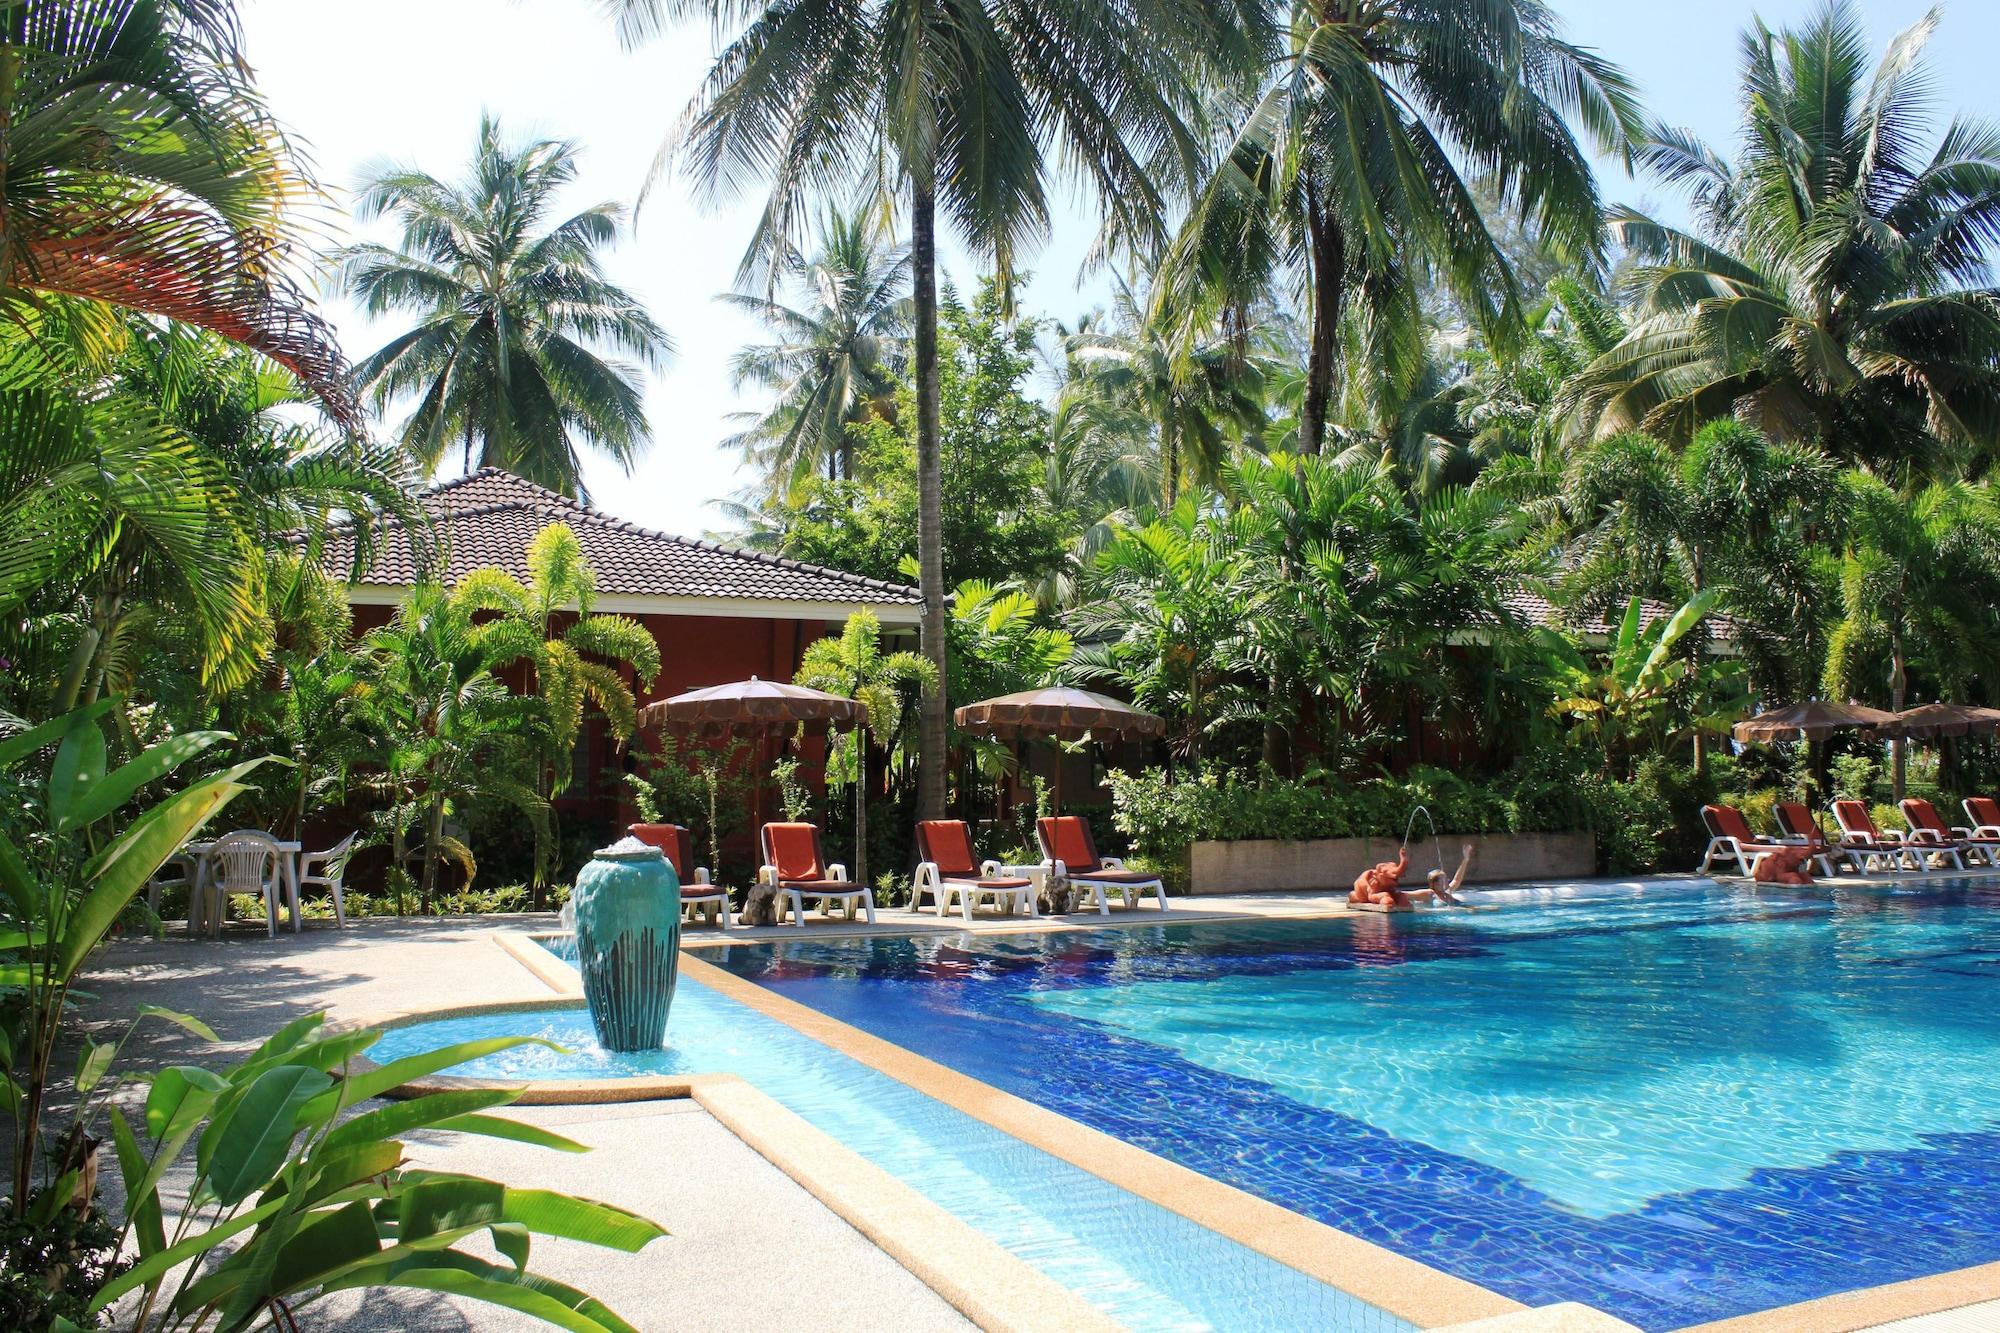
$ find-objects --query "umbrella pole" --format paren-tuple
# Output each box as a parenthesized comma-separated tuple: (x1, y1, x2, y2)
(1051, 741, 1062, 816)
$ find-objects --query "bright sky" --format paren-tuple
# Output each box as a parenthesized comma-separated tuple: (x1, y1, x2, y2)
(240, 0, 2000, 538)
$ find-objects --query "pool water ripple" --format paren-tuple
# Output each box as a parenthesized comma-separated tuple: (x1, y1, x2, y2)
(709, 880, 2000, 1330)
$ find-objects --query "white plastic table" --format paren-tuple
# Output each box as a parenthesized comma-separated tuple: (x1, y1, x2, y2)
(183, 838, 302, 937)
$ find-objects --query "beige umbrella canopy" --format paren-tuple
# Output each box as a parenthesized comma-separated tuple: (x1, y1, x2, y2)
(639, 677, 866, 741)
(1885, 702, 2000, 739)
(639, 678, 867, 844)
(954, 687, 1165, 742)
(1732, 700, 1906, 743)
(955, 688, 1163, 811)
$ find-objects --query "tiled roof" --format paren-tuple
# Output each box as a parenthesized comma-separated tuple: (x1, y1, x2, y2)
(322, 468, 922, 607)
(1497, 587, 1751, 643)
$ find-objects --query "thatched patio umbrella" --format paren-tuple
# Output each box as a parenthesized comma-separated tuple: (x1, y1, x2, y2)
(954, 687, 1164, 811)
(1731, 700, 1906, 743)
(638, 678, 867, 857)
(1885, 702, 2000, 739)
(1733, 702, 1908, 838)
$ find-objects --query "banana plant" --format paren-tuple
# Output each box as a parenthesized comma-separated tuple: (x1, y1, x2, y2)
(1545, 591, 1749, 773)
(0, 702, 274, 1219)
(80, 1015, 663, 1333)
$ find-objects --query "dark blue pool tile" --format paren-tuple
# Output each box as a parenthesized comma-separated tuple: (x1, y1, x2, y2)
(712, 886, 2000, 1331)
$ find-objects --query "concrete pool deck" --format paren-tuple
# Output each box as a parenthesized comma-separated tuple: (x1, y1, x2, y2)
(75, 878, 2000, 1332)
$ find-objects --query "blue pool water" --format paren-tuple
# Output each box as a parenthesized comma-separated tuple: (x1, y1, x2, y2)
(368, 973, 1405, 1332)
(706, 880, 2000, 1330)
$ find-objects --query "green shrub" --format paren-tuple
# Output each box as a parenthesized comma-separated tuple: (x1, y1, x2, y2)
(1830, 753, 1881, 803)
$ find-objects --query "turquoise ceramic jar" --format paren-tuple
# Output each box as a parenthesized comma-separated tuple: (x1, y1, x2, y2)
(570, 837, 681, 1051)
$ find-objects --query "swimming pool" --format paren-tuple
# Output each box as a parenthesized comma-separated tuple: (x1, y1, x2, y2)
(368, 969, 1408, 1332)
(708, 880, 2000, 1330)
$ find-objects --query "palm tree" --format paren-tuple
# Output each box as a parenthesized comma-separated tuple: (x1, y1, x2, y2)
(359, 588, 550, 913)
(1, 320, 416, 714)
(336, 116, 673, 499)
(1556, 420, 1841, 763)
(612, 0, 1254, 819)
(1066, 273, 1270, 498)
(0, 0, 355, 423)
(1824, 475, 2000, 798)
(451, 523, 662, 906)
(723, 209, 909, 497)
(794, 611, 935, 892)
(1568, 2, 2000, 476)
(1161, 1, 1643, 456)
(1077, 499, 1252, 764)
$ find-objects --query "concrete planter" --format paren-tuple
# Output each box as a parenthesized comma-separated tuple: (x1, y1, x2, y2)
(1186, 831, 1597, 896)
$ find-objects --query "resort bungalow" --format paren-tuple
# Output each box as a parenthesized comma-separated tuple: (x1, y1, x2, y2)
(320, 468, 922, 826)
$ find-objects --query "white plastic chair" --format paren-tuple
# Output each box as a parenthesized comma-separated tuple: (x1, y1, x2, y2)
(205, 831, 289, 938)
(296, 833, 355, 927)
(147, 853, 197, 916)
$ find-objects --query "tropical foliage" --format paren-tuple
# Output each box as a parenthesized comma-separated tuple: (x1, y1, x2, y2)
(337, 116, 673, 499)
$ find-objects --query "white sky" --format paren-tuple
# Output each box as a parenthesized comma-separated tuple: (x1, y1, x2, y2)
(240, 0, 1997, 538)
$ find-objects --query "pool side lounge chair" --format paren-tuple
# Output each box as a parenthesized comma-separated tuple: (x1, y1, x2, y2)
(629, 823, 730, 929)
(1784, 800, 1872, 872)
(914, 820, 1035, 921)
(1964, 797, 2000, 838)
(761, 822, 874, 928)
(1036, 816, 1168, 915)
(1830, 800, 1941, 873)
(1900, 799, 1999, 869)
(1700, 805, 1835, 878)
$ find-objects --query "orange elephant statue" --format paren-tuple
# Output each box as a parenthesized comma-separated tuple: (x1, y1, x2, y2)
(1751, 840, 1820, 886)
(1351, 847, 1412, 909)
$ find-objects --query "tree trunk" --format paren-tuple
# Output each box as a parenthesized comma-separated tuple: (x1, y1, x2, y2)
(853, 730, 869, 896)
(1890, 633, 1908, 801)
(912, 163, 948, 821)
(1299, 180, 1346, 456)
(422, 800, 444, 914)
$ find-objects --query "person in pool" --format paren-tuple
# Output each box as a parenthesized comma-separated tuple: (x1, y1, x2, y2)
(1350, 842, 1477, 910)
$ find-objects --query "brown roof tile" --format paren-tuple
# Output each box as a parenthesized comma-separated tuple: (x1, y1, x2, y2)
(322, 468, 921, 607)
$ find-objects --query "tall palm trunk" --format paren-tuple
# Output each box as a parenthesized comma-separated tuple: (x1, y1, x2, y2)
(422, 799, 445, 914)
(1299, 181, 1345, 456)
(1889, 630, 1908, 801)
(853, 729, 869, 894)
(912, 163, 948, 821)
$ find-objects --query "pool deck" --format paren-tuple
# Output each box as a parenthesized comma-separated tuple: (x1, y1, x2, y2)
(76, 875, 2000, 1332)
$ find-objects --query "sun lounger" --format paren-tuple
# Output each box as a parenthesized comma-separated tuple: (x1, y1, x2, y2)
(1831, 800, 1948, 873)
(1964, 796, 2000, 838)
(629, 823, 730, 928)
(914, 820, 1035, 921)
(1775, 802, 1863, 874)
(1700, 804, 1835, 878)
(1036, 816, 1168, 914)
(1900, 799, 1999, 869)
(761, 822, 874, 927)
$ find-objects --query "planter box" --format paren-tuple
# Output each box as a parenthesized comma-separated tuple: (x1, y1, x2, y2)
(1186, 831, 1597, 896)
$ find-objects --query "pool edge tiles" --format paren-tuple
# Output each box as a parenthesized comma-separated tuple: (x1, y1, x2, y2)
(394, 939, 1456, 1331)
(679, 951, 1524, 1330)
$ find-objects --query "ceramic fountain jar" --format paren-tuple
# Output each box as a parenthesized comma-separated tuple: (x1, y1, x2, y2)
(570, 836, 681, 1051)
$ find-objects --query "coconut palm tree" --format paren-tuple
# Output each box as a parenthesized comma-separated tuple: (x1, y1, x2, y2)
(1160, 0, 1643, 457)
(723, 209, 910, 498)
(0, 0, 355, 424)
(1066, 273, 1270, 498)
(1568, 2, 2000, 476)
(610, 0, 1256, 819)
(336, 116, 673, 499)
(1824, 475, 2000, 798)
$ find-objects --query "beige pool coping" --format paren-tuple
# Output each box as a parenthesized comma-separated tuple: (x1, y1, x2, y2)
(404, 897, 2000, 1333)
